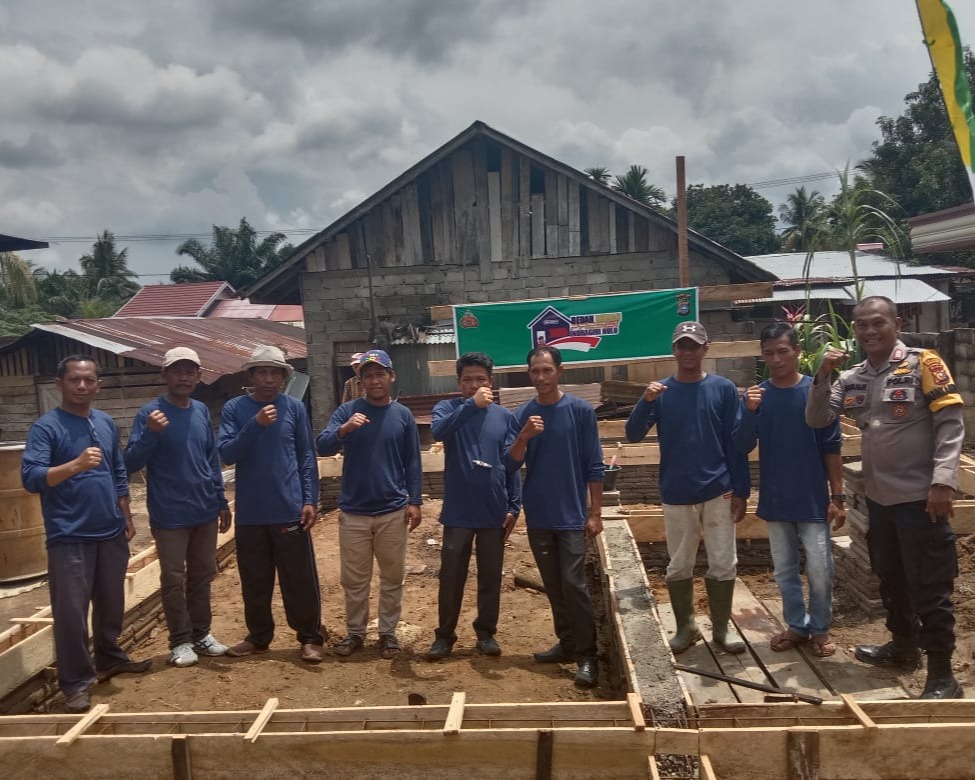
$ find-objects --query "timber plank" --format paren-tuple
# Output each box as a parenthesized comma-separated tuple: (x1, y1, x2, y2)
(729, 582, 832, 700)
(442, 691, 465, 735)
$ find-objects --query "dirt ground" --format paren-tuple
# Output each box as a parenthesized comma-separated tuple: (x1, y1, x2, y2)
(93, 498, 618, 713)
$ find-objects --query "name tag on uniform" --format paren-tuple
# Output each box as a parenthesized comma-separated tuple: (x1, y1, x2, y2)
(882, 387, 915, 403)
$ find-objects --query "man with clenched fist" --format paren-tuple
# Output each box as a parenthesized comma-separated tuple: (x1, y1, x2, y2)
(125, 347, 231, 669)
(506, 346, 604, 688)
(735, 324, 845, 659)
(22, 355, 151, 714)
(219, 345, 324, 663)
(317, 349, 422, 660)
(625, 321, 750, 655)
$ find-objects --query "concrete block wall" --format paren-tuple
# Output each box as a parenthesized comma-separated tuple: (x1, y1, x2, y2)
(302, 248, 758, 428)
(952, 328, 975, 441)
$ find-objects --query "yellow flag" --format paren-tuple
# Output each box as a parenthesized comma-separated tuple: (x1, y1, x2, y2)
(917, 0, 975, 198)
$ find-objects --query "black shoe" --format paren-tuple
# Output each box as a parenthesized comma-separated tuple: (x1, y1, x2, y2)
(476, 636, 502, 656)
(920, 675, 964, 699)
(64, 690, 91, 713)
(533, 643, 573, 664)
(574, 659, 598, 688)
(425, 638, 453, 660)
(854, 641, 922, 669)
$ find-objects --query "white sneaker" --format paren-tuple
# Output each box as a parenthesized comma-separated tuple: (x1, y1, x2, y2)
(170, 643, 199, 667)
(193, 634, 228, 657)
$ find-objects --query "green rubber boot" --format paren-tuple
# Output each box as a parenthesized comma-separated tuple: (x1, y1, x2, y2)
(705, 578, 746, 654)
(666, 579, 702, 654)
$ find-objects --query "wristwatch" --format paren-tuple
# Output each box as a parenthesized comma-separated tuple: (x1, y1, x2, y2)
(830, 493, 846, 503)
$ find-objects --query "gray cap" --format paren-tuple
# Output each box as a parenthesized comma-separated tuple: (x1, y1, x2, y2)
(162, 347, 201, 368)
(671, 321, 709, 345)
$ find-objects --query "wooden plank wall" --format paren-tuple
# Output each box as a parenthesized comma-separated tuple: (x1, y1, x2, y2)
(304, 140, 666, 272)
(0, 375, 38, 442)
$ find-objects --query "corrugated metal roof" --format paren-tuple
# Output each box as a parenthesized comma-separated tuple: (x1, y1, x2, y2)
(391, 325, 456, 346)
(208, 300, 304, 322)
(745, 251, 955, 282)
(736, 278, 950, 305)
(25, 317, 307, 385)
(114, 282, 232, 317)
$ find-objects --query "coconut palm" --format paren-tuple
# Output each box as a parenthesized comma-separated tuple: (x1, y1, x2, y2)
(611, 165, 667, 208)
(778, 186, 827, 251)
(0, 252, 38, 307)
(171, 218, 290, 290)
(33, 268, 87, 318)
(584, 166, 612, 185)
(79, 231, 140, 301)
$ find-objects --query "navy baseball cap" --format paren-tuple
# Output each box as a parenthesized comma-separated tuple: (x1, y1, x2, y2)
(359, 349, 393, 370)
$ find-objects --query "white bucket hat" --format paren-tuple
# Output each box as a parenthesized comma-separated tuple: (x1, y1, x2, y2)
(241, 345, 294, 376)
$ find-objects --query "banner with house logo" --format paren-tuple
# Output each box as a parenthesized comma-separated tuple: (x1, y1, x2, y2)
(452, 288, 698, 369)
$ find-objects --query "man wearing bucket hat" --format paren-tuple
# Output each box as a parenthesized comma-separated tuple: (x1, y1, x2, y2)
(218, 345, 325, 663)
(340, 352, 365, 404)
(317, 349, 422, 660)
(625, 321, 750, 656)
(22, 354, 152, 714)
(125, 347, 232, 669)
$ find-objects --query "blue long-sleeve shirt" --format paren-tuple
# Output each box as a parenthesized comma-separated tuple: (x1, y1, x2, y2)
(625, 374, 750, 505)
(21, 407, 128, 545)
(432, 397, 522, 528)
(218, 393, 319, 525)
(508, 393, 604, 530)
(317, 399, 422, 516)
(735, 375, 842, 523)
(125, 397, 228, 529)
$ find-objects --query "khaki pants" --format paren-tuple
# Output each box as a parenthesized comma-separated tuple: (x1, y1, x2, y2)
(339, 508, 408, 637)
(663, 494, 738, 582)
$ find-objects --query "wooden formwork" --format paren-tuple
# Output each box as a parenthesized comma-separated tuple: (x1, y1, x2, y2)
(1, 696, 974, 779)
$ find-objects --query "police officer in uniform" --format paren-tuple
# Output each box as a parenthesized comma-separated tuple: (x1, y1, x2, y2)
(806, 296, 964, 699)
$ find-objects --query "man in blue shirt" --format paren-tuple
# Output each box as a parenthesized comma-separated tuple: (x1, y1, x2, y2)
(22, 355, 151, 714)
(218, 345, 324, 663)
(317, 349, 422, 660)
(424, 352, 522, 660)
(736, 323, 846, 657)
(506, 346, 604, 688)
(125, 347, 232, 668)
(625, 321, 750, 655)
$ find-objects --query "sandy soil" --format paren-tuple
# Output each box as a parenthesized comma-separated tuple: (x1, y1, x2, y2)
(93, 499, 618, 713)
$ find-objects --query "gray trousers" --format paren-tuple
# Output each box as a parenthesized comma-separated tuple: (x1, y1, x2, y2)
(151, 522, 219, 648)
(527, 529, 596, 662)
(435, 526, 505, 644)
(48, 533, 131, 696)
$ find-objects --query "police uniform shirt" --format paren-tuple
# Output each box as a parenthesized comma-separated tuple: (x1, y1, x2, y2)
(806, 340, 964, 506)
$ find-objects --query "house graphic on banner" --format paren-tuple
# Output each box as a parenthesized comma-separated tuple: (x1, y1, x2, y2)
(527, 306, 602, 352)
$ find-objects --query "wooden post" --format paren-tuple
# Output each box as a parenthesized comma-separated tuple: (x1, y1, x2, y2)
(676, 156, 689, 287)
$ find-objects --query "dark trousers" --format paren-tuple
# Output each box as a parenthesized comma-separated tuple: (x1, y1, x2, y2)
(527, 529, 596, 662)
(435, 526, 505, 644)
(48, 533, 130, 696)
(866, 498, 957, 654)
(235, 523, 324, 647)
(152, 522, 219, 648)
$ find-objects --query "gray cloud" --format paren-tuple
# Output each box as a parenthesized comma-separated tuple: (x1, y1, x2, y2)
(0, 133, 64, 169)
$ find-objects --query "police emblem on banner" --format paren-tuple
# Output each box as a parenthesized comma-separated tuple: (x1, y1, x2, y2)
(675, 293, 692, 317)
(459, 311, 479, 329)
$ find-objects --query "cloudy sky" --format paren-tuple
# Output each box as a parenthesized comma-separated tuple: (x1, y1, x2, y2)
(2, 0, 973, 280)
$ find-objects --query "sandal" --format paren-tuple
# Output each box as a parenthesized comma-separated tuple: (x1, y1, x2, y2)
(379, 634, 402, 660)
(770, 630, 809, 652)
(810, 634, 837, 658)
(332, 635, 364, 657)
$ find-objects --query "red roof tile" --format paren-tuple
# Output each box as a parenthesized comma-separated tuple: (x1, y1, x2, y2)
(115, 282, 233, 317)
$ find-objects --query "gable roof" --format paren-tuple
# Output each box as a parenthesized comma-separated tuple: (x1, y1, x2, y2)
(243, 120, 773, 302)
(1, 317, 306, 385)
(114, 281, 234, 317)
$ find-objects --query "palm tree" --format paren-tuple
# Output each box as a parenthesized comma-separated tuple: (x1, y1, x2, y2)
(611, 165, 666, 208)
(79, 231, 140, 301)
(778, 186, 827, 251)
(171, 218, 290, 290)
(584, 166, 612, 186)
(33, 268, 87, 318)
(0, 252, 38, 307)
